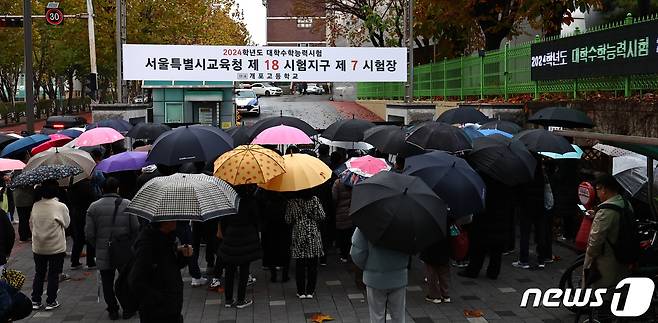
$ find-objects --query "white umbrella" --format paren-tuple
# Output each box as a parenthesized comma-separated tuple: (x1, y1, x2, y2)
(318, 137, 374, 150)
(612, 154, 658, 201)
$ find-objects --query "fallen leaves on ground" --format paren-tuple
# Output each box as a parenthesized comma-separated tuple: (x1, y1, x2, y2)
(464, 309, 484, 317)
(310, 313, 335, 322)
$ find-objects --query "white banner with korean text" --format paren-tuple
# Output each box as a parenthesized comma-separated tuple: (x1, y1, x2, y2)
(123, 44, 407, 82)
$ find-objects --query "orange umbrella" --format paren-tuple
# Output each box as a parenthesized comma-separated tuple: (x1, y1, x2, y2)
(214, 145, 285, 185)
(258, 153, 331, 192)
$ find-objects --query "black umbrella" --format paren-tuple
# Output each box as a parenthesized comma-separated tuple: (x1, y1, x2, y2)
(436, 107, 489, 124)
(321, 119, 376, 142)
(479, 120, 522, 134)
(0, 134, 19, 150)
(86, 118, 133, 133)
(126, 122, 172, 141)
(467, 135, 536, 187)
(225, 126, 252, 146)
(350, 171, 447, 254)
(403, 151, 486, 218)
(406, 122, 472, 153)
(146, 125, 233, 166)
(249, 116, 317, 139)
(363, 125, 425, 157)
(10, 164, 82, 188)
(528, 107, 594, 128)
(514, 129, 574, 154)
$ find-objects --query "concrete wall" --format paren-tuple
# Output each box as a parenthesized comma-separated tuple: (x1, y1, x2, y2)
(527, 100, 658, 138)
(91, 104, 149, 123)
(357, 100, 460, 121)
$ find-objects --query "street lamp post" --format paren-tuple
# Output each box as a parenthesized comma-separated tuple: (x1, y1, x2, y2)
(116, 0, 127, 103)
(404, 0, 414, 103)
(23, 0, 35, 133)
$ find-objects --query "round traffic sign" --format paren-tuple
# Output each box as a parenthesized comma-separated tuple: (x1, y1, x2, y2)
(45, 8, 64, 25)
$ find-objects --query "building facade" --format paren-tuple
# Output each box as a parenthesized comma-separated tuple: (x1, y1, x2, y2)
(143, 80, 236, 128)
(266, 0, 327, 47)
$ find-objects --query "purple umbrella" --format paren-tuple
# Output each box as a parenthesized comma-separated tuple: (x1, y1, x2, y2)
(96, 151, 149, 173)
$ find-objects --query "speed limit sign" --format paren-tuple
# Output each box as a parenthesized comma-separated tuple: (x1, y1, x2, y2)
(45, 8, 64, 26)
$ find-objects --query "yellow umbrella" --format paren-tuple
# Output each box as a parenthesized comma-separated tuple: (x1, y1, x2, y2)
(214, 145, 285, 185)
(259, 153, 332, 192)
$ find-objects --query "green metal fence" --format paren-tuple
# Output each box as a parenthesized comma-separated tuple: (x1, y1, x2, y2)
(357, 13, 658, 101)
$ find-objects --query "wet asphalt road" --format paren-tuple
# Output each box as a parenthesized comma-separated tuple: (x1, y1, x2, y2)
(241, 94, 340, 130)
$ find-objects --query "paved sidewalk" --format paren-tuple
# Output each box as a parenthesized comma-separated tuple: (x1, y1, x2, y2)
(329, 101, 383, 123)
(5, 222, 578, 323)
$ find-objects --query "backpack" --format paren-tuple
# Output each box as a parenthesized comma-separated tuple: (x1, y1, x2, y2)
(598, 200, 640, 264)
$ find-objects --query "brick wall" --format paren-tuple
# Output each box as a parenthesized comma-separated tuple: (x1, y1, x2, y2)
(267, 19, 326, 43)
(267, 0, 324, 17)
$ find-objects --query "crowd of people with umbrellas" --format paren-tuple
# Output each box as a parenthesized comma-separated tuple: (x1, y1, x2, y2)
(0, 105, 645, 323)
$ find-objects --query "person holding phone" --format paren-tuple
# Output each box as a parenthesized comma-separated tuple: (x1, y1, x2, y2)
(129, 221, 192, 323)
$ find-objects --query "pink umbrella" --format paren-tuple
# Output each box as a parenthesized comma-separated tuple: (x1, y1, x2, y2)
(252, 125, 312, 145)
(0, 158, 26, 171)
(31, 134, 72, 155)
(75, 127, 124, 147)
(339, 155, 390, 187)
(345, 155, 390, 177)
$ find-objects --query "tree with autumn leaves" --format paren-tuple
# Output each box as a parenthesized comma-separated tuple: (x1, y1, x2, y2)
(298, 0, 611, 62)
(0, 0, 250, 104)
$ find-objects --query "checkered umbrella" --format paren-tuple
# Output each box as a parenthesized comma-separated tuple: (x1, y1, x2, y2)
(125, 173, 239, 222)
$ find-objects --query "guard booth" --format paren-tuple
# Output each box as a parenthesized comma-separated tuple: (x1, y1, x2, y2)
(143, 80, 236, 128)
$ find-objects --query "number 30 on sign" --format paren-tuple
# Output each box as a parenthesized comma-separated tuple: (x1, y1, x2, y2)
(45, 7, 64, 26)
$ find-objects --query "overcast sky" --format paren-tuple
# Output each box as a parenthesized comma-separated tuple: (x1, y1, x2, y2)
(235, 0, 266, 45)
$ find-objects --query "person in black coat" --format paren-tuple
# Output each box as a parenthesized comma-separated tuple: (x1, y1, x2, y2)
(459, 175, 515, 279)
(67, 178, 97, 269)
(219, 185, 262, 309)
(257, 189, 291, 282)
(515, 157, 550, 268)
(128, 221, 191, 323)
(0, 209, 14, 271)
(420, 237, 451, 303)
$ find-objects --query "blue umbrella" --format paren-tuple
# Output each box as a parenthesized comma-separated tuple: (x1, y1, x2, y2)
(0, 134, 50, 158)
(539, 144, 583, 159)
(58, 129, 83, 138)
(404, 151, 486, 218)
(462, 127, 484, 141)
(478, 128, 513, 138)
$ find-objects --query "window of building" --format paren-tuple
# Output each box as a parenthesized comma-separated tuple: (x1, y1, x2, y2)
(165, 102, 184, 123)
(297, 17, 312, 28)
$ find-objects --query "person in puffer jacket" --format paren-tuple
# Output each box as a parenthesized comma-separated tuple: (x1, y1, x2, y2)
(351, 228, 410, 323)
(218, 184, 261, 309)
(332, 178, 353, 263)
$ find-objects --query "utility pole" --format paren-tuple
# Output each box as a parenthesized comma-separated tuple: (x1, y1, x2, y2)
(86, 0, 98, 102)
(404, 0, 414, 103)
(23, 0, 35, 133)
(116, 0, 127, 103)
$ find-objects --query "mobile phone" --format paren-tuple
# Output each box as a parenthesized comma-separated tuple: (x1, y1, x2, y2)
(578, 204, 586, 212)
